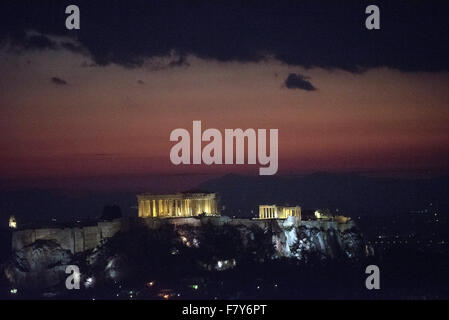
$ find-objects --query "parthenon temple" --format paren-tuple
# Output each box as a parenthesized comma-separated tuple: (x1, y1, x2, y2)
(137, 192, 219, 218)
(258, 205, 301, 220)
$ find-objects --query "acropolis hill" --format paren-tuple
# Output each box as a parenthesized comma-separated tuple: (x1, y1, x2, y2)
(5, 191, 366, 290)
(11, 191, 357, 254)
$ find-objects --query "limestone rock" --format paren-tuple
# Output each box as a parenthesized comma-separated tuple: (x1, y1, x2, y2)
(3, 240, 72, 289)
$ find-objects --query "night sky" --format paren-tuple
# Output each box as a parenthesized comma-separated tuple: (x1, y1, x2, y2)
(0, 0, 448, 191)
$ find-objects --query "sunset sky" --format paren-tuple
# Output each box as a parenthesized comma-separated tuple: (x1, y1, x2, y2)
(0, 0, 448, 190)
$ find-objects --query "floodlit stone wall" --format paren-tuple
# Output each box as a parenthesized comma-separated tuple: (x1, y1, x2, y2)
(11, 218, 124, 254)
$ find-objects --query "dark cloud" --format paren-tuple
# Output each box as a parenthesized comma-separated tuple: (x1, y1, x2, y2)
(168, 55, 190, 68)
(284, 73, 316, 91)
(137, 80, 145, 84)
(80, 61, 97, 68)
(24, 34, 57, 50)
(51, 77, 67, 85)
(61, 41, 86, 54)
(0, 1, 448, 72)
(2, 32, 58, 51)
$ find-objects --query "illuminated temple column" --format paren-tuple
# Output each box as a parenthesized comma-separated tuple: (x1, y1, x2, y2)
(174, 200, 177, 216)
(138, 200, 143, 217)
(152, 199, 156, 217)
(145, 200, 149, 217)
(146, 200, 149, 217)
(145, 200, 150, 217)
(152, 200, 156, 217)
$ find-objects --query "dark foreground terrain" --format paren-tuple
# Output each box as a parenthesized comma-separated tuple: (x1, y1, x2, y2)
(1, 221, 448, 300)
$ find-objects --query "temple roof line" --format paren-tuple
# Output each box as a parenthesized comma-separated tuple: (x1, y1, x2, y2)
(137, 192, 216, 199)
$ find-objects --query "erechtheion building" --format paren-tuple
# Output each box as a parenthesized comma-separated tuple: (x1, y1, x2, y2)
(137, 192, 219, 218)
(258, 205, 301, 220)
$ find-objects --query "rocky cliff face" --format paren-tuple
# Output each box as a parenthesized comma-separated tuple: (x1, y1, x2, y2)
(3, 240, 72, 290)
(3, 216, 367, 292)
(268, 217, 365, 260)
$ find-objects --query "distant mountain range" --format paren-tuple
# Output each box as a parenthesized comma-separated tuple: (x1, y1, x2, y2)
(198, 173, 449, 218)
(1, 173, 448, 225)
